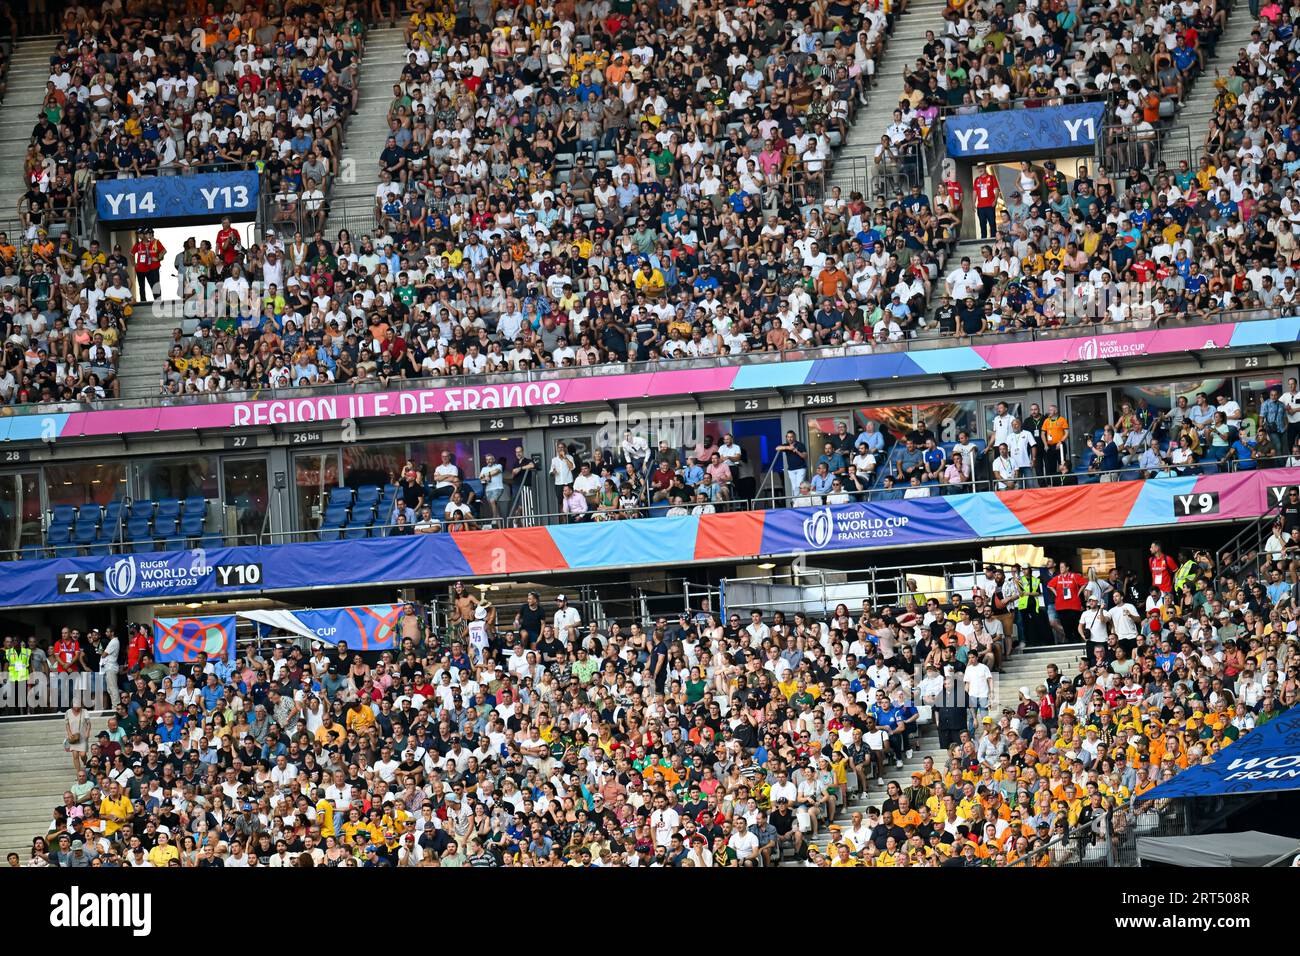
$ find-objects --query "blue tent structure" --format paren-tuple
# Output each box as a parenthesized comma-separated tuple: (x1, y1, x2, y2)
(1140, 709, 1300, 801)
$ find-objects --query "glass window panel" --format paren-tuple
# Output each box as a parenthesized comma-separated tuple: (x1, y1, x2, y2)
(46, 461, 127, 509)
(223, 457, 269, 543)
(685, 417, 732, 461)
(294, 452, 339, 531)
(342, 443, 407, 489)
(0, 470, 42, 554)
(1238, 375, 1283, 441)
(476, 437, 521, 476)
(411, 440, 474, 482)
(916, 401, 977, 444)
(132, 456, 218, 502)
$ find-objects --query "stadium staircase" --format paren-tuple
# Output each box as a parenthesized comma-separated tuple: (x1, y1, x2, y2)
(781, 643, 1079, 864)
(116, 301, 183, 398)
(0, 36, 60, 232)
(0, 714, 82, 860)
(109, 27, 408, 400)
(1158, 3, 1258, 169)
(827, 0, 948, 200)
(327, 25, 410, 234)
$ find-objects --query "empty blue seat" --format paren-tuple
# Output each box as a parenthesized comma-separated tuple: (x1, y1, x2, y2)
(179, 510, 206, 538)
(342, 522, 371, 539)
(323, 501, 350, 526)
(103, 500, 124, 533)
(51, 505, 76, 526)
(20, 544, 46, 560)
(73, 519, 99, 549)
(47, 522, 73, 552)
(128, 500, 154, 519)
(125, 513, 154, 551)
(183, 495, 205, 515)
(328, 487, 354, 508)
(355, 486, 380, 508)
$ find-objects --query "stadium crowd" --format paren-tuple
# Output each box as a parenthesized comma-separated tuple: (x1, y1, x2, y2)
(5, 536, 1296, 867)
(1, 0, 1297, 405)
(156, 0, 940, 397)
(1, 0, 365, 404)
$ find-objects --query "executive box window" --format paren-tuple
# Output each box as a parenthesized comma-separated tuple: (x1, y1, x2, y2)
(0, 470, 42, 554)
(806, 401, 978, 460)
(45, 461, 127, 509)
(294, 451, 340, 530)
(132, 456, 219, 502)
(223, 457, 269, 542)
(343, 443, 408, 489)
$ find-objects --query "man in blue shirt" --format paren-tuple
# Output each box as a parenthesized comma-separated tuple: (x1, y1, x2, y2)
(921, 438, 946, 481)
(895, 439, 924, 482)
(816, 441, 846, 475)
(201, 674, 225, 714)
(1172, 37, 1198, 73)
(810, 463, 835, 496)
(855, 422, 885, 454)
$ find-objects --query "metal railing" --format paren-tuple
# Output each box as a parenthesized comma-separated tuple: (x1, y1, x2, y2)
(1215, 480, 1289, 583)
(751, 454, 1300, 512)
(9, 450, 1295, 562)
(1003, 786, 1273, 868)
(720, 559, 991, 618)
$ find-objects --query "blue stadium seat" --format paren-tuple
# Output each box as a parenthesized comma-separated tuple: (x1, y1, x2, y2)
(179, 510, 206, 540)
(102, 500, 125, 535)
(72, 517, 99, 550)
(183, 495, 206, 515)
(46, 521, 74, 554)
(51, 505, 77, 526)
(342, 521, 371, 539)
(328, 487, 354, 508)
(125, 513, 155, 552)
(128, 500, 155, 519)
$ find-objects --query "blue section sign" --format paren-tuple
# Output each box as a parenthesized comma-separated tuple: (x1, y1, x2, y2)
(944, 102, 1107, 158)
(95, 170, 260, 222)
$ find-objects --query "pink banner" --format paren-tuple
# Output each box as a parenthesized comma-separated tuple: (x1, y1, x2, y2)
(973, 325, 1236, 368)
(59, 366, 744, 437)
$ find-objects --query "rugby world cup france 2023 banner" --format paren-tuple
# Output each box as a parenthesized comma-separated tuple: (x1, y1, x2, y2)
(95, 170, 259, 222)
(945, 102, 1106, 159)
(761, 498, 976, 554)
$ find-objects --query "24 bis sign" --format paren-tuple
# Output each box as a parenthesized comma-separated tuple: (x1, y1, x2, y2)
(95, 170, 259, 222)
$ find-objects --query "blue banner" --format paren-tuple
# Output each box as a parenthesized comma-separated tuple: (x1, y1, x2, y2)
(153, 615, 235, 662)
(0, 536, 473, 609)
(1138, 711, 1300, 800)
(760, 499, 978, 554)
(278, 605, 401, 652)
(95, 170, 260, 222)
(945, 102, 1106, 159)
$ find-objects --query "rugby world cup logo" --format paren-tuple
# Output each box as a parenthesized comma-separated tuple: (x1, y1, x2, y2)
(105, 556, 138, 597)
(802, 507, 834, 550)
(1076, 338, 1098, 361)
